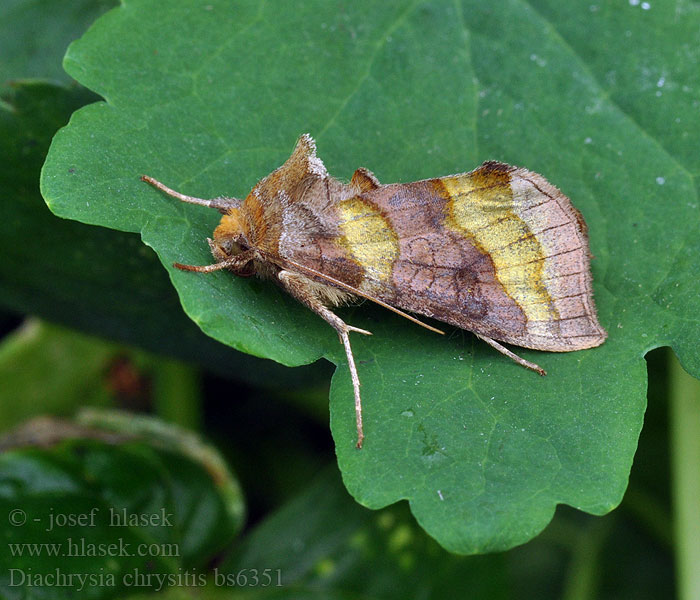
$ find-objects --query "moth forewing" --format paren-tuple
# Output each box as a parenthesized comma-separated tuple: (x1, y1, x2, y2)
(142, 133, 606, 449)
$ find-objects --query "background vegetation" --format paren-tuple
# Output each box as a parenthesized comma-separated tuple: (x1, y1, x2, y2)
(1, 1, 699, 598)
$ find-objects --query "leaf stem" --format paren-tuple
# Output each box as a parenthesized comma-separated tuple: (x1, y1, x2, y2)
(561, 516, 613, 600)
(669, 350, 700, 600)
(152, 358, 202, 431)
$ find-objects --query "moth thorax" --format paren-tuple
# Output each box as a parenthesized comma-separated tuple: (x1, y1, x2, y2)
(214, 209, 244, 240)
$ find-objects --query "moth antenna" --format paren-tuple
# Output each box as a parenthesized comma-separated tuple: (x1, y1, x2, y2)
(141, 175, 240, 213)
(276, 256, 445, 336)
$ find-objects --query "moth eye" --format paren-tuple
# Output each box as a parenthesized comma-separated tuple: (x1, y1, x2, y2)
(211, 238, 235, 258)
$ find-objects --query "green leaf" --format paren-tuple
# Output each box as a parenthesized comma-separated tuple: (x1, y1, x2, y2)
(0, 80, 329, 389)
(0, 411, 244, 600)
(217, 467, 506, 599)
(40, 0, 700, 553)
(0, 0, 329, 389)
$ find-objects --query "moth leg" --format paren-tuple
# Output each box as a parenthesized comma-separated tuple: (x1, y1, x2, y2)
(278, 270, 372, 449)
(475, 334, 547, 376)
(174, 249, 255, 273)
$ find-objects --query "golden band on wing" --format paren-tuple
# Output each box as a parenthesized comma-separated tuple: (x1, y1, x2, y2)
(336, 196, 400, 296)
(440, 173, 556, 324)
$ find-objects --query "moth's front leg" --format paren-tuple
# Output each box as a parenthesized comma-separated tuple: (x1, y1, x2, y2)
(277, 270, 371, 449)
(174, 248, 256, 273)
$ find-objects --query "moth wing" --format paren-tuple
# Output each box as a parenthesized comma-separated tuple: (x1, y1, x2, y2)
(377, 162, 606, 350)
(281, 160, 606, 352)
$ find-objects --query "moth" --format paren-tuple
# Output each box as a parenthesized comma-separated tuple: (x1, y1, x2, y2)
(142, 134, 607, 448)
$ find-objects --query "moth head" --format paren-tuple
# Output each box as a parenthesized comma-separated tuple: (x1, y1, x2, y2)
(212, 208, 247, 258)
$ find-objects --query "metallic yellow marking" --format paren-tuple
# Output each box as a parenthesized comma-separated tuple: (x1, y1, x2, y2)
(336, 196, 399, 293)
(441, 173, 555, 322)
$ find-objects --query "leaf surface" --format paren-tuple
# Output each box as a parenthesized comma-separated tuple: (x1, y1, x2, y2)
(218, 468, 506, 599)
(41, 0, 700, 552)
(0, 80, 328, 388)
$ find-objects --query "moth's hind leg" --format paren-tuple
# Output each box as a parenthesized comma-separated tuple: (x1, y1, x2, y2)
(475, 334, 547, 376)
(278, 270, 371, 449)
